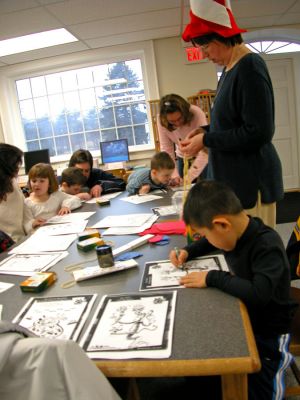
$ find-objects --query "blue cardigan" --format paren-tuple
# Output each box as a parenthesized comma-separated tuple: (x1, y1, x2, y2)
(203, 53, 284, 208)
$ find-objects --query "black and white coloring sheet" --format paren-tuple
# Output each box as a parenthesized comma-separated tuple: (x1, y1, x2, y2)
(140, 255, 229, 291)
(13, 294, 97, 341)
(80, 291, 177, 359)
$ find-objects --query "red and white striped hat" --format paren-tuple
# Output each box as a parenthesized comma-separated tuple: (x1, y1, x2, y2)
(182, 0, 246, 42)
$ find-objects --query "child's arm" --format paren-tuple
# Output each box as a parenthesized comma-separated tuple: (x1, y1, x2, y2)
(126, 170, 148, 195)
(76, 192, 92, 201)
(57, 206, 71, 215)
(138, 184, 151, 195)
(60, 192, 82, 210)
(32, 218, 47, 228)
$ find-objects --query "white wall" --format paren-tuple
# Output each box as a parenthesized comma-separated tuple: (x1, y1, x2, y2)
(153, 36, 218, 98)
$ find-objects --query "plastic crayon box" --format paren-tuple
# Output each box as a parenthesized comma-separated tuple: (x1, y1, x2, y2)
(20, 272, 57, 293)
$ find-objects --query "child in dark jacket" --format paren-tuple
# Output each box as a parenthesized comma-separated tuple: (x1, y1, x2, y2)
(170, 180, 297, 400)
(68, 149, 126, 198)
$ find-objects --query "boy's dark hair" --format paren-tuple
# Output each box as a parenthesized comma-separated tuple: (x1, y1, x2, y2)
(0, 143, 23, 202)
(28, 163, 58, 194)
(151, 151, 175, 171)
(69, 149, 94, 169)
(159, 94, 193, 131)
(61, 167, 87, 187)
(183, 180, 243, 229)
(192, 33, 243, 47)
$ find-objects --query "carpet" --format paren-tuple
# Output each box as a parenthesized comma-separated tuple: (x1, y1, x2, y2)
(276, 192, 300, 224)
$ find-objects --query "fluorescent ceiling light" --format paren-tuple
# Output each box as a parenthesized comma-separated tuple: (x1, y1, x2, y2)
(0, 28, 78, 57)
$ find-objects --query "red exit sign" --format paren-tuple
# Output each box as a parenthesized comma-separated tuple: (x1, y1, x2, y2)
(184, 47, 206, 63)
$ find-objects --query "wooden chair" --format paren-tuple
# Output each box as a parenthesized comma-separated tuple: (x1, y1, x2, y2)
(187, 91, 216, 122)
(285, 283, 300, 397)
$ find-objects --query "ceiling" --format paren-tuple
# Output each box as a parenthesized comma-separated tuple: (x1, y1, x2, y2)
(0, 0, 299, 66)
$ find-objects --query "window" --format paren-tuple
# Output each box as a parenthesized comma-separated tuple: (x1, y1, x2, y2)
(15, 60, 150, 157)
(246, 41, 300, 54)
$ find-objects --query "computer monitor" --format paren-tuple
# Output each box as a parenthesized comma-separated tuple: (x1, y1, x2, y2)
(100, 139, 129, 167)
(23, 149, 51, 174)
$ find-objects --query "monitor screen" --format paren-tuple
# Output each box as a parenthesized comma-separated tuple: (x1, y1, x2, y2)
(23, 149, 51, 174)
(100, 139, 129, 164)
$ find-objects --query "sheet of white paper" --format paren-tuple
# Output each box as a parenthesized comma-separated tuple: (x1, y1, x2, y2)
(46, 212, 95, 224)
(13, 294, 97, 341)
(0, 282, 14, 293)
(85, 192, 122, 203)
(92, 213, 154, 228)
(140, 255, 229, 291)
(121, 194, 163, 204)
(35, 221, 88, 236)
(9, 234, 77, 254)
(152, 205, 177, 216)
(0, 252, 68, 276)
(102, 214, 158, 235)
(150, 189, 168, 195)
(80, 291, 176, 359)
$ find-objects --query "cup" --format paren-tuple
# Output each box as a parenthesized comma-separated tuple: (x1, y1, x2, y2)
(172, 191, 184, 215)
(96, 245, 114, 268)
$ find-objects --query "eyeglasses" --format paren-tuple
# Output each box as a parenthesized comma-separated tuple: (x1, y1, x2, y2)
(200, 43, 210, 52)
(167, 114, 183, 126)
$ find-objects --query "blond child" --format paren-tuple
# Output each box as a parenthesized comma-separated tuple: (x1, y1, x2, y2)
(60, 167, 92, 201)
(126, 152, 175, 195)
(25, 163, 81, 222)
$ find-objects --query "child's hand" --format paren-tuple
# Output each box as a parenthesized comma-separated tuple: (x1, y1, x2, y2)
(76, 192, 92, 201)
(139, 184, 150, 195)
(180, 271, 208, 288)
(32, 218, 46, 228)
(58, 207, 71, 215)
(90, 184, 102, 198)
(169, 177, 182, 187)
(169, 248, 188, 268)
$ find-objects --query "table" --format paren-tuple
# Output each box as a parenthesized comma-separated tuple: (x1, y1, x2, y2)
(0, 191, 260, 400)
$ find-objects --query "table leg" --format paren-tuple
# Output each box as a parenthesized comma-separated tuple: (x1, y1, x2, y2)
(126, 378, 141, 400)
(221, 373, 248, 400)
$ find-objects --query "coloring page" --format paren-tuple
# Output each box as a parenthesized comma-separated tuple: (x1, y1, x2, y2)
(80, 291, 176, 359)
(9, 234, 77, 254)
(34, 220, 88, 236)
(140, 255, 229, 291)
(121, 194, 163, 204)
(13, 294, 97, 341)
(46, 211, 95, 224)
(0, 252, 68, 276)
(92, 213, 154, 228)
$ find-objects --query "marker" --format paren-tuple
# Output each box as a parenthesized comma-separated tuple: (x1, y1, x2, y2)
(174, 246, 188, 274)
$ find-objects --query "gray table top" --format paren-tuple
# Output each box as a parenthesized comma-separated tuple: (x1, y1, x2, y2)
(0, 190, 251, 362)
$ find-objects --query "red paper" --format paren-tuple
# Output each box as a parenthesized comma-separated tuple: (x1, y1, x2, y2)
(139, 220, 186, 236)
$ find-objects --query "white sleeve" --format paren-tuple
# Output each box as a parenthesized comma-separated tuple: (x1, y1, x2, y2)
(0, 335, 121, 400)
(59, 191, 82, 210)
(23, 201, 35, 235)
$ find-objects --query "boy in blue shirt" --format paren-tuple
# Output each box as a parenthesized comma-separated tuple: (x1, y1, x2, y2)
(126, 151, 175, 195)
(170, 180, 297, 400)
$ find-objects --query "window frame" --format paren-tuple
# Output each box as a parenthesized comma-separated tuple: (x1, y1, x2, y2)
(0, 41, 159, 164)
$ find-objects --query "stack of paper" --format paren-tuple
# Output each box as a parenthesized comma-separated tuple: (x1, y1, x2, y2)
(92, 213, 158, 235)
